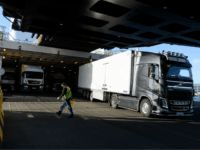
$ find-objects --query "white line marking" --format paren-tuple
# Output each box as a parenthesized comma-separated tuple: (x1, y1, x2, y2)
(36, 102, 50, 112)
(15, 102, 21, 111)
(36, 97, 40, 102)
(29, 102, 40, 112)
(54, 114, 60, 119)
(45, 102, 58, 111)
(27, 113, 34, 118)
(23, 103, 31, 111)
(9, 102, 11, 111)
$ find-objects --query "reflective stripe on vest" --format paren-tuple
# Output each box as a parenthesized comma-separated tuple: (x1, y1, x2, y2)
(64, 86, 72, 99)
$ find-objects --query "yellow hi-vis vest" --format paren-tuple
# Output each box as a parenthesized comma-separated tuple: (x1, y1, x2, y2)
(64, 86, 72, 99)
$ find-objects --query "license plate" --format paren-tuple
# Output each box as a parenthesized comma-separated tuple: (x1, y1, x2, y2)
(32, 87, 36, 89)
(176, 112, 184, 116)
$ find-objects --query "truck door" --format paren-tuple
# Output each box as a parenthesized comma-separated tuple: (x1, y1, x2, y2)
(102, 63, 109, 90)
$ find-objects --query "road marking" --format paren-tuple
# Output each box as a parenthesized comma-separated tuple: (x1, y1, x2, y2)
(27, 114, 34, 118)
(9, 102, 11, 111)
(54, 115, 60, 119)
(36, 103, 51, 112)
(36, 97, 40, 102)
(15, 102, 21, 111)
(29, 102, 40, 112)
(23, 103, 31, 111)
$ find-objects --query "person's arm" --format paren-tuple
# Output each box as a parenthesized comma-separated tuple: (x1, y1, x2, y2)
(58, 88, 67, 99)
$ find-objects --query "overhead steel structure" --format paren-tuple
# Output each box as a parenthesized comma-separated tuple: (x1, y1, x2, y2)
(1, 0, 200, 52)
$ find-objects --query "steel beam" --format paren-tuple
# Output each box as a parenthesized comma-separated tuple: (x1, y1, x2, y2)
(0, 41, 107, 60)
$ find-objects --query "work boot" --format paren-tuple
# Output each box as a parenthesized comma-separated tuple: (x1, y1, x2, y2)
(56, 111, 62, 116)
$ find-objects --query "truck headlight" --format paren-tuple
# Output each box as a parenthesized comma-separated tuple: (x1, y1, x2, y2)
(191, 101, 194, 109)
(24, 79, 28, 83)
(161, 98, 168, 109)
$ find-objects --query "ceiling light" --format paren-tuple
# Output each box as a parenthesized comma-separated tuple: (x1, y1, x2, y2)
(51, 65, 53, 67)
(61, 61, 64, 63)
(90, 59, 93, 62)
(3, 49, 6, 52)
(63, 66, 66, 68)
(3, 56, 5, 59)
(69, 70, 71, 71)
(15, 60, 17, 62)
(74, 72, 76, 74)
(60, 23, 63, 25)
(52, 70, 54, 72)
(75, 62, 78, 64)
(163, 6, 167, 9)
(40, 58, 42, 60)
(43, 67, 45, 69)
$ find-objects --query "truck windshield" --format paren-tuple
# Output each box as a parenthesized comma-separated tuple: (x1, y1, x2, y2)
(166, 66, 192, 81)
(25, 72, 43, 79)
(2, 72, 15, 80)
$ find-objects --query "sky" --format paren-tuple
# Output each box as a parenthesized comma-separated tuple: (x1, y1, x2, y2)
(1, 7, 200, 83)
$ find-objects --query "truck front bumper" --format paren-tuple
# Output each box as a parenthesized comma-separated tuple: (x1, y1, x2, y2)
(153, 108, 194, 116)
(22, 84, 43, 92)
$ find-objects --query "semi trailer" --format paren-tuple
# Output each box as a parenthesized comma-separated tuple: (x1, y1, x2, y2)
(78, 50, 194, 117)
(19, 64, 44, 93)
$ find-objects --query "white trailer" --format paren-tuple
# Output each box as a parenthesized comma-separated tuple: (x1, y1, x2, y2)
(78, 50, 132, 100)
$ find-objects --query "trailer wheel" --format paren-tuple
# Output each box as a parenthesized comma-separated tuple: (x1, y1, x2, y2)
(86, 91, 90, 100)
(90, 91, 94, 102)
(140, 99, 152, 117)
(83, 90, 87, 98)
(111, 94, 118, 109)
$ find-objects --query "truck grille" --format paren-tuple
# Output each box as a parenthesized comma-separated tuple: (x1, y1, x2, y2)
(168, 90, 192, 111)
(28, 81, 40, 84)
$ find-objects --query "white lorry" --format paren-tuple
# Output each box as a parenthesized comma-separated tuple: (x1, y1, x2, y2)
(1, 68, 16, 92)
(78, 50, 194, 117)
(20, 64, 44, 93)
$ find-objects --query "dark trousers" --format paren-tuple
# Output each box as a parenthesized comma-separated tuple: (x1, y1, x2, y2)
(59, 98, 73, 116)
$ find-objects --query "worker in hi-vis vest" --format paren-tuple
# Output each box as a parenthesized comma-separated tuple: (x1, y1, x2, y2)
(56, 82, 73, 118)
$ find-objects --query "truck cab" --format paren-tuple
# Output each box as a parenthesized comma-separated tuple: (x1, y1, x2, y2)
(21, 65, 44, 93)
(1, 68, 16, 92)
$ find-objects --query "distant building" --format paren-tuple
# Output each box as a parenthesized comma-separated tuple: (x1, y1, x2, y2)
(194, 84, 200, 94)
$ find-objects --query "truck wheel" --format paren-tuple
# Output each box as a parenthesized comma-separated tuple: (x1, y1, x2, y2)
(111, 94, 118, 109)
(83, 90, 86, 98)
(140, 99, 152, 117)
(86, 91, 90, 100)
(90, 91, 94, 102)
